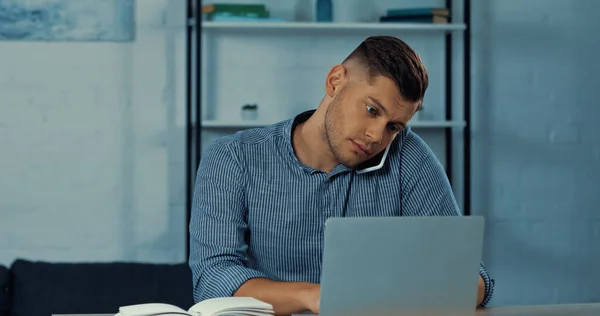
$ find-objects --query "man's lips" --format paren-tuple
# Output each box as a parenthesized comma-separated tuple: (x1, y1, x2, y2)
(351, 141, 370, 156)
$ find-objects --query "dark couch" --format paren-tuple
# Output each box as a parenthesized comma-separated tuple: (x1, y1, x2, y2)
(0, 259, 194, 316)
(1, 265, 8, 316)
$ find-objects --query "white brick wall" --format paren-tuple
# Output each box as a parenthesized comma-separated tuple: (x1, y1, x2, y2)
(471, 0, 600, 305)
(0, 0, 187, 265)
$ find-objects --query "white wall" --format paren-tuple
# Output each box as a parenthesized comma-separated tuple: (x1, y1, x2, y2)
(471, 0, 600, 306)
(0, 0, 187, 265)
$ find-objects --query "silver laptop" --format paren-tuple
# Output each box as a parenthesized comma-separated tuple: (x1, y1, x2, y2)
(318, 216, 485, 316)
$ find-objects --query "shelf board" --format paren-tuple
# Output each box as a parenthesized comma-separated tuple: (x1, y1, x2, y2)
(201, 120, 466, 129)
(410, 120, 466, 128)
(201, 21, 466, 33)
(201, 120, 275, 128)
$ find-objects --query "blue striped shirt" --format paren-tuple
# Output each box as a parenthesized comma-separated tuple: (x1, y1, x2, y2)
(189, 110, 494, 307)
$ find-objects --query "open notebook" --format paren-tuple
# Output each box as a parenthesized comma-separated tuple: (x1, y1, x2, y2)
(116, 297, 273, 316)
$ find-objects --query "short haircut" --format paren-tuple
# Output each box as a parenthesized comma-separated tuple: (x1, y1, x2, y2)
(342, 36, 429, 104)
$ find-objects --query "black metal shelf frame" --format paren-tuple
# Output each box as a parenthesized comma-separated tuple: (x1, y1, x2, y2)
(185, 0, 202, 259)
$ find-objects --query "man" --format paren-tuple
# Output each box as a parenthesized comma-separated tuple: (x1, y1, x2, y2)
(189, 35, 494, 315)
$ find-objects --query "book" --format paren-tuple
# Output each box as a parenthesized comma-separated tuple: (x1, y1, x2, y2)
(116, 297, 274, 316)
(206, 11, 270, 20)
(201, 3, 267, 15)
(379, 15, 449, 24)
(208, 16, 285, 22)
(379, 7, 450, 24)
(201, 3, 271, 21)
(385, 7, 450, 17)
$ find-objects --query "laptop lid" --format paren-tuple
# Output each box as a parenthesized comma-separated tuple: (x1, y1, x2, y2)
(319, 216, 485, 316)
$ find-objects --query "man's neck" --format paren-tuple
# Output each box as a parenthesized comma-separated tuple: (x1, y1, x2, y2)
(292, 111, 339, 173)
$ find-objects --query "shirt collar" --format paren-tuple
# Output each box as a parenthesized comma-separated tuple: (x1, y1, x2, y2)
(282, 110, 323, 174)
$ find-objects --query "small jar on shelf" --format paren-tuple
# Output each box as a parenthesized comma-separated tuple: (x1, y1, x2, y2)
(241, 103, 258, 121)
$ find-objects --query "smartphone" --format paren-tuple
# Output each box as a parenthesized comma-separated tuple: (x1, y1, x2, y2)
(355, 140, 394, 174)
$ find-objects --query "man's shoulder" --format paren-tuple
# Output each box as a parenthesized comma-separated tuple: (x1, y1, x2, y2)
(385, 128, 442, 174)
(204, 120, 290, 158)
(391, 128, 435, 161)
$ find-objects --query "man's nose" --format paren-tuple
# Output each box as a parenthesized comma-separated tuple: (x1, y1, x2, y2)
(366, 124, 386, 145)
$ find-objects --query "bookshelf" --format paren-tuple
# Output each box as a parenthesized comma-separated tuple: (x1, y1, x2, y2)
(185, 0, 472, 257)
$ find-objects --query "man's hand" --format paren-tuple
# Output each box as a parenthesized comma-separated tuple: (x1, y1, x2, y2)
(477, 275, 485, 307)
(299, 283, 320, 314)
(234, 278, 320, 315)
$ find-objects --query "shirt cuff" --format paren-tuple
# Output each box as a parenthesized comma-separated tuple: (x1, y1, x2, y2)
(196, 264, 269, 301)
(478, 266, 495, 307)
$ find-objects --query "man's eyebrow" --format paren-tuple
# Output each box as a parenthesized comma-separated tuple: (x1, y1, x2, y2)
(368, 96, 387, 114)
(367, 96, 406, 128)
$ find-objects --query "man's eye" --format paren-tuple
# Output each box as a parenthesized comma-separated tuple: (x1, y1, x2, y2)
(388, 125, 400, 132)
(366, 105, 377, 115)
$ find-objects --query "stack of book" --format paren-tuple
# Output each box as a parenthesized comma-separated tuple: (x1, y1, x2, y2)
(379, 7, 450, 24)
(201, 3, 282, 22)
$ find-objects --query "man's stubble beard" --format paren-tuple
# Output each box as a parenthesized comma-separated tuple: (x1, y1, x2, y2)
(322, 94, 355, 168)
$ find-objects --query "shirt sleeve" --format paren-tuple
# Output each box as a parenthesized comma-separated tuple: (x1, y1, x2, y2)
(478, 262, 495, 307)
(188, 137, 268, 302)
(400, 135, 495, 307)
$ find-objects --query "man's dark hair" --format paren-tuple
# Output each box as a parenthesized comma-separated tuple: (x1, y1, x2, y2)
(342, 35, 428, 103)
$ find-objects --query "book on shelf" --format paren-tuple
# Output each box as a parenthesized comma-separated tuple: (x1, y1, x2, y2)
(379, 15, 449, 24)
(386, 7, 450, 17)
(201, 3, 267, 14)
(115, 297, 274, 316)
(206, 15, 285, 22)
(379, 7, 450, 24)
(201, 2, 273, 21)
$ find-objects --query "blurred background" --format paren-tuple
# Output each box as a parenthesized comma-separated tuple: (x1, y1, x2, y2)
(0, 0, 598, 313)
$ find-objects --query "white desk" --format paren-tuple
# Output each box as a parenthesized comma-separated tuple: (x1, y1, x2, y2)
(55, 303, 600, 316)
(475, 303, 600, 315)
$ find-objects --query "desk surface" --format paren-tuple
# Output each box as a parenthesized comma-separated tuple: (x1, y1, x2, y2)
(55, 303, 600, 316)
(475, 303, 600, 315)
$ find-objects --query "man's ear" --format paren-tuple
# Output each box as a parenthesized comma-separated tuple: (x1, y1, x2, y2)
(325, 64, 347, 97)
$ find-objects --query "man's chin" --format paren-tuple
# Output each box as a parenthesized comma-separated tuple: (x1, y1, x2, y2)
(340, 157, 367, 169)
(334, 150, 369, 169)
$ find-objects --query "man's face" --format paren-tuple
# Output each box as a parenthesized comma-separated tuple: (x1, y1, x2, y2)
(323, 75, 420, 168)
